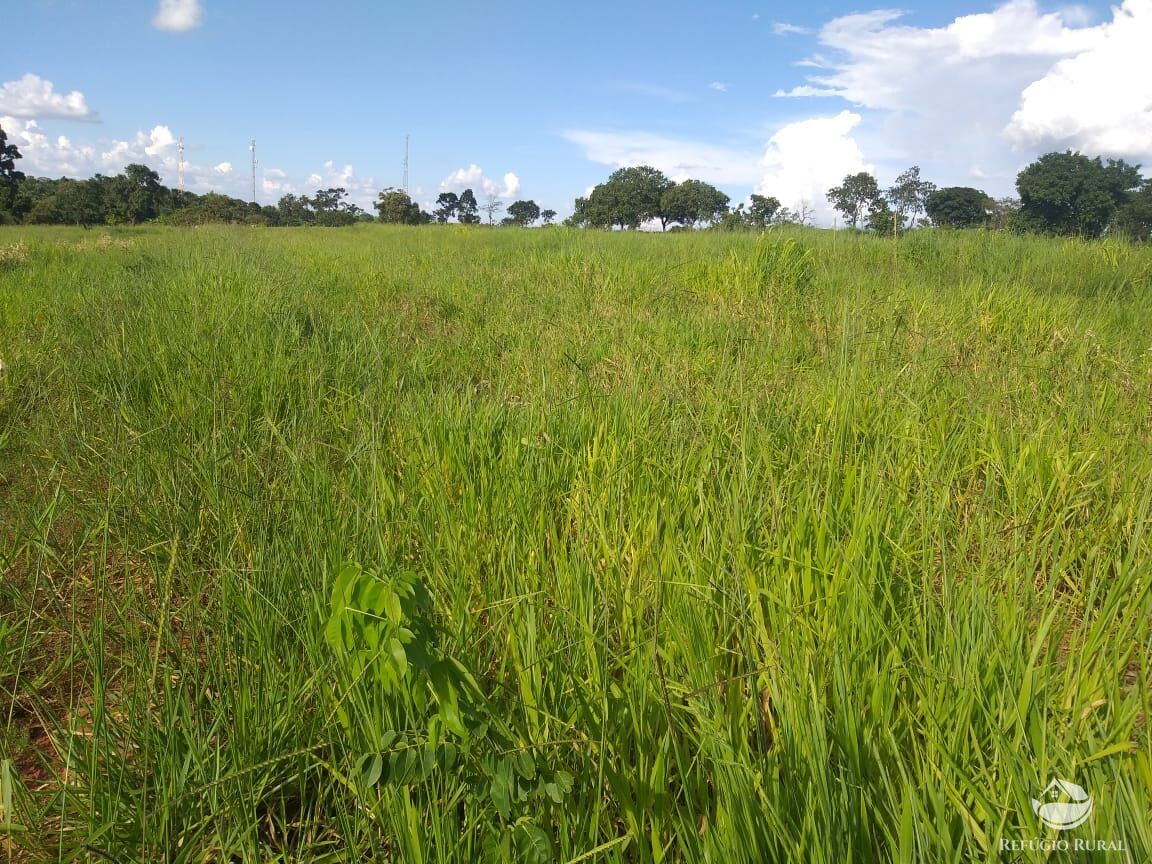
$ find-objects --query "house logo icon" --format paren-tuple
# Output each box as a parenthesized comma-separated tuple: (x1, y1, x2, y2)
(1032, 778, 1093, 830)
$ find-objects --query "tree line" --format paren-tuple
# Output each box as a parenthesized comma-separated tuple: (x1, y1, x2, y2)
(0, 123, 556, 230)
(2, 122, 1149, 239)
(567, 157, 1151, 240)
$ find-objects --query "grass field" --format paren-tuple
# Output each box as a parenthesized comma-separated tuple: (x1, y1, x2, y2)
(1, 224, 1150, 862)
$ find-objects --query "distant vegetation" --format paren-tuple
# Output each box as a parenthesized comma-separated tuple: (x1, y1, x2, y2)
(1, 120, 1150, 240)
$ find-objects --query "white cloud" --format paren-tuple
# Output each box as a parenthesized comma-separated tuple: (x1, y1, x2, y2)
(771, 0, 1152, 192)
(756, 111, 871, 224)
(562, 130, 760, 185)
(214, 161, 232, 174)
(153, 0, 204, 32)
(137, 125, 177, 157)
(708, 81, 729, 93)
(0, 74, 97, 121)
(1004, 0, 1152, 158)
(439, 164, 521, 199)
(773, 22, 812, 36)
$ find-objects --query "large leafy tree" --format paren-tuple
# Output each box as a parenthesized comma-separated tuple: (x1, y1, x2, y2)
(660, 180, 729, 228)
(433, 192, 459, 223)
(375, 188, 428, 225)
(277, 193, 315, 226)
(456, 189, 481, 225)
(0, 123, 24, 219)
(747, 194, 781, 228)
(575, 166, 673, 230)
(506, 199, 541, 227)
(827, 172, 881, 229)
(311, 187, 359, 226)
(925, 187, 990, 229)
(1015, 151, 1142, 237)
(887, 166, 936, 230)
(55, 179, 104, 228)
(103, 163, 164, 224)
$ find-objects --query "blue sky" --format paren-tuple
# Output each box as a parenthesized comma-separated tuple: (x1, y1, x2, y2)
(4, 0, 1149, 222)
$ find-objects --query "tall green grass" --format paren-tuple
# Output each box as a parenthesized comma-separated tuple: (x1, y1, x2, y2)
(1, 225, 1149, 862)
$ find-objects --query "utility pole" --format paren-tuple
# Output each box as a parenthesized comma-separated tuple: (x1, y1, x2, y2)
(402, 134, 409, 196)
(178, 136, 185, 193)
(250, 139, 257, 204)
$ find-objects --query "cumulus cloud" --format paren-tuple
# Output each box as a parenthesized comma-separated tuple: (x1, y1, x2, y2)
(708, 81, 729, 93)
(1004, 0, 1152, 157)
(562, 130, 760, 185)
(0, 74, 97, 121)
(771, 0, 1152, 190)
(153, 0, 204, 32)
(439, 164, 521, 199)
(138, 125, 177, 157)
(214, 161, 232, 174)
(756, 111, 871, 223)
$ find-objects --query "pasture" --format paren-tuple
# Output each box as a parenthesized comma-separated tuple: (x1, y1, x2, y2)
(1, 225, 1150, 861)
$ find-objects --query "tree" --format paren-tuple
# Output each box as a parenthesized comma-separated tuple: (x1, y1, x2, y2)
(574, 165, 673, 230)
(987, 197, 1021, 232)
(311, 187, 358, 226)
(375, 188, 427, 225)
(925, 187, 990, 229)
(660, 180, 729, 228)
(506, 199, 541, 227)
(1015, 151, 1142, 237)
(0, 123, 23, 183)
(102, 163, 163, 224)
(433, 192, 459, 223)
(0, 122, 24, 218)
(277, 193, 315, 226)
(54, 179, 104, 228)
(827, 172, 881, 229)
(887, 166, 936, 230)
(481, 193, 504, 225)
(540, 208, 556, 226)
(1113, 180, 1152, 242)
(456, 189, 480, 225)
(865, 199, 903, 235)
(569, 192, 614, 229)
(747, 194, 781, 227)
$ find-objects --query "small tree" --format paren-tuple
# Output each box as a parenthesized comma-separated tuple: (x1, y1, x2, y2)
(506, 199, 541, 227)
(433, 192, 459, 223)
(540, 208, 556, 226)
(747, 194, 781, 228)
(887, 166, 936, 230)
(457, 188, 481, 225)
(660, 180, 730, 228)
(481, 193, 504, 225)
(0, 122, 24, 218)
(827, 172, 880, 230)
(925, 187, 990, 229)
(376, 187, 427, 224)
(0, 123, 24, 183)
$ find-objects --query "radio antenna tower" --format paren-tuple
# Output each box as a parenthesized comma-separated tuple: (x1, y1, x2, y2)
(250, 139, 258, 203)
(177, 136, 185, 193)
(402, 134, 410, 196)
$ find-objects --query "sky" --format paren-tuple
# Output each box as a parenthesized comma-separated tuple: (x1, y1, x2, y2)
(4, 0, 1150, 223)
